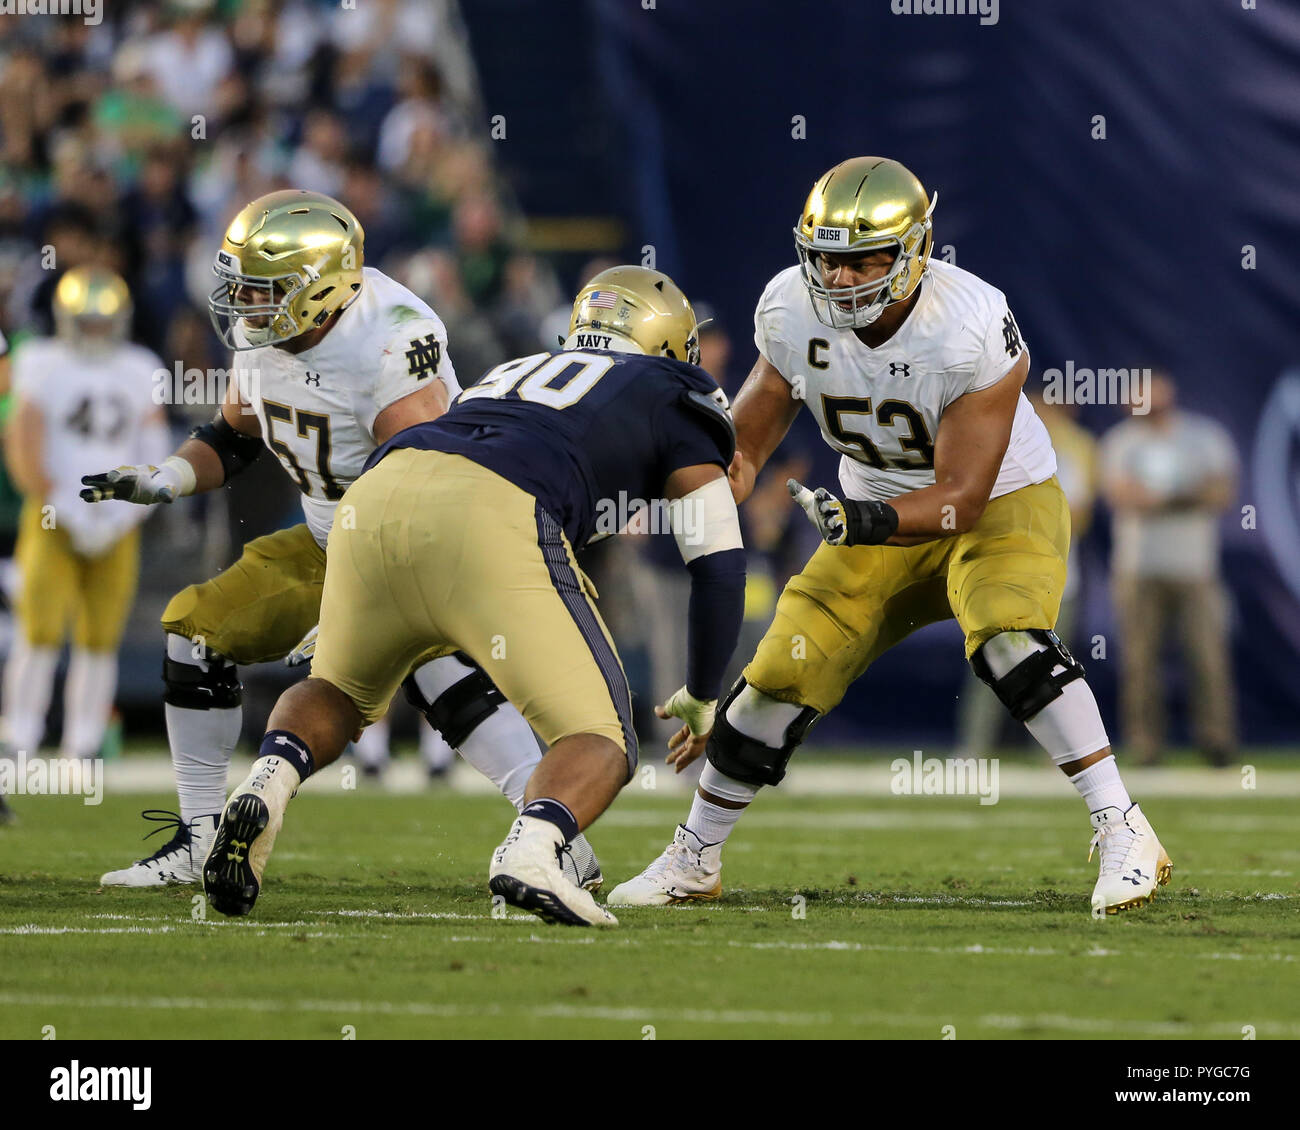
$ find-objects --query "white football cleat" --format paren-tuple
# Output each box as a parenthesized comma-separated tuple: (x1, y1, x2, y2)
(489, 815, 617, 927)
(607, 824, 723, 906)
(100, 811, 218, 887)
(1088, 803, 1172, 918)
(561, 832, 604, 892)
(203, 755, 301, 917)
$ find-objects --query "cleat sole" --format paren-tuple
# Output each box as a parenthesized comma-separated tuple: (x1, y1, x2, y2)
(489, 873, 595, 927)
(203, 794, 269, 917)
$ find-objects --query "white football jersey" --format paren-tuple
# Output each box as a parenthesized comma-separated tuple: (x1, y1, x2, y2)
(12, 337, 165, 549)
(233, 268, 460, 545)
(754, 260, 1056, 502)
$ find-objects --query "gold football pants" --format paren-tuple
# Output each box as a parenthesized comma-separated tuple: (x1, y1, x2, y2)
(311, 449, 637, 770)
(161, 523, 325, 663)
(745, 477, 1070, 715)
(15, 500, 140, 651)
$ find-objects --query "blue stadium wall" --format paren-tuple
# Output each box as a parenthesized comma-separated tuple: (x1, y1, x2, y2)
(464, 0, 1300, 745)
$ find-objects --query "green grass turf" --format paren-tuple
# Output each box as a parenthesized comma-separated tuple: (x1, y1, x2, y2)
(2, 782, 1297, 1039)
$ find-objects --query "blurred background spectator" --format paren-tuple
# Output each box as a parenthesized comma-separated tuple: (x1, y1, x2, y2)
(1100, 374, 1240, 766)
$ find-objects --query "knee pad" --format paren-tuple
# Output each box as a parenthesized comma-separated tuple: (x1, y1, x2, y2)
(969, 629, 1084, 723)
(162, 640, 241, 710)
(403, 652, 506, 749)
(705, 678, 819, 788)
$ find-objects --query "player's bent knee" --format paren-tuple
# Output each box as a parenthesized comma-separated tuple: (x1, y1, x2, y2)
(162, 635, 242, 710)
(969, 628, 1084, 723)
(402, 652, 506, 748)
(705, 678, 818, 788)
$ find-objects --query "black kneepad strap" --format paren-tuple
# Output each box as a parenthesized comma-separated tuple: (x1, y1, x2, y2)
(162, 655, 242, 710)
(403, 658, 506, 749)
(705, 678, 819, 788)
(970, 629, 1085, 723)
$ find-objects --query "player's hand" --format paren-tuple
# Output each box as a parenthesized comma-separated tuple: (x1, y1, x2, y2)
(80, 460, 189, 505)
(656, 686, 716, 774)
(788, 478, 849, 545)
(285, 624, 318, 667)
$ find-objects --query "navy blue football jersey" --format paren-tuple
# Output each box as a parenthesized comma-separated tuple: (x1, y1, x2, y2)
(366, 349, 735, 549)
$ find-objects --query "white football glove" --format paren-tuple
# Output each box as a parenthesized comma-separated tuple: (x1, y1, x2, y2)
(788, 478, 849, 545)
(657, 686, 717, 736)
(80, 456, 196, 505)
(285, 623, 319, 668)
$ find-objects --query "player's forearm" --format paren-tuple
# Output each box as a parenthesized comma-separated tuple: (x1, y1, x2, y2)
(684, 548, 746, 701)
(172, 437, 228, 494)
(887, 480, 991, 538)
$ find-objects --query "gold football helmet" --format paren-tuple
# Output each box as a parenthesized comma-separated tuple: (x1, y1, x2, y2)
(53, 266, 132, 351)
(208, 189, 364, 350)
(793, 157, 937, 329)
(567, 265, 700, 365)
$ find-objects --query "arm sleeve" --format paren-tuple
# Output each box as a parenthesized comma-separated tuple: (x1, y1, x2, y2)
(753, 277, 785, 371)
(362, 315, 459, 435)
(967, 298, 1029, 394)
(684, 547, 746, 701)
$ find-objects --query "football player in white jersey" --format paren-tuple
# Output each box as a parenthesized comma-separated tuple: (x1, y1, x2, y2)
(2, 268, 167, 767)
(85, 190, 601, 890)
(611, 158, 1170, 918)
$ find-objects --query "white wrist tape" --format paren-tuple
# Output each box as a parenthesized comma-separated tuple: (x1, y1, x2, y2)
(672, 475, 743, 563)
(161, 455, 198, 498)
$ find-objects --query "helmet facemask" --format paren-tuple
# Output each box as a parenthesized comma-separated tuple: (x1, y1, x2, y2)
(208, 255, 320, 350)
(793, 191, 937, 330)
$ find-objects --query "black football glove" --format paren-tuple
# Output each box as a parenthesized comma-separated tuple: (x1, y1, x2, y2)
(787, 479, 899, 547)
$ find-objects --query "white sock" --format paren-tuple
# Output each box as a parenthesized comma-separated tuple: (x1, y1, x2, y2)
(2, 638, 58, 753)
(410, 656, 540, 809)
(354, 717, 391, 770)
(419, 720, 454, 773)
(165, 635, 239, 828)
(686, 761, 759, 846)
(60, 649, 117, 759)
(1070, 755, 1132, 814)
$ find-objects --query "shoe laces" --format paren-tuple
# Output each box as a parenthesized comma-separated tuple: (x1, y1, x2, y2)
(1088, 818, 1138, 874)
(135, 809, 193, 865)
(644, 834, 695, 881)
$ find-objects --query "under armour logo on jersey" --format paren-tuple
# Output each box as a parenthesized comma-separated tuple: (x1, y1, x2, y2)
(405, 334, 442, 380)
(304, 371, 321, 386)
(889, 362, 911, 377)
(1002, 312, 1023, 358)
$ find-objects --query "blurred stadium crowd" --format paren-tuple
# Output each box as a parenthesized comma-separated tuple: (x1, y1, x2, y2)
(0, 0, 1243, 765)
(0, 0, 817, 756)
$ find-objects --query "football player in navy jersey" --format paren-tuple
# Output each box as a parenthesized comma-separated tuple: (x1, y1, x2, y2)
(203, 267, 746, 926)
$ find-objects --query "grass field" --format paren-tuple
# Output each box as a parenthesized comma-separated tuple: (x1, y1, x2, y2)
(2, 753, 1298, 1040)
